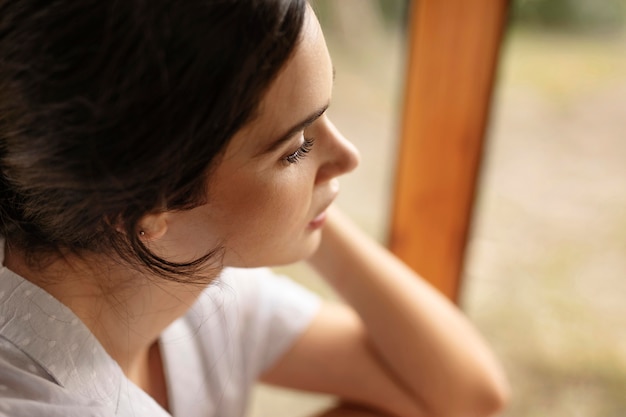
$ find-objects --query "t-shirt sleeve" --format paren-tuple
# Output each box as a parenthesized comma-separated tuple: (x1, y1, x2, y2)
(215, 267, 322, 379)
(169, 267, 322, 415)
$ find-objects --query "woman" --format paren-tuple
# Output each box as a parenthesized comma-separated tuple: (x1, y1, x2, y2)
(0, 1, 509, 416)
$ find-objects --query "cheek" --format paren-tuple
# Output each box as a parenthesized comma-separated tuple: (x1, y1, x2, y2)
(212, 168, 314, 249)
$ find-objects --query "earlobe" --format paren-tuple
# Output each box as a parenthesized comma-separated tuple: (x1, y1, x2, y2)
(138, 212, 169, 241)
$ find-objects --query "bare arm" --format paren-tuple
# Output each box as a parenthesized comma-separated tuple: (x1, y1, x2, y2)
(312, 403, 395, 417)
(263, 206, 509, 417)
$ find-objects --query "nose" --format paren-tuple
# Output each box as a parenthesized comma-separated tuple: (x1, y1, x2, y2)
(314, 118, 360, 185)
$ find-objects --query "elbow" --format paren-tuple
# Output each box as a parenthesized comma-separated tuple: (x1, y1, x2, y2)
(472, 377, 511, 417)
(432, 372, 511, 417)
(458, 354, 512, 417)
(459, 373, 511, 417)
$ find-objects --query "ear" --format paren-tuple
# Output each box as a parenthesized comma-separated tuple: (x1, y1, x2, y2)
(137, 212, 169, 241)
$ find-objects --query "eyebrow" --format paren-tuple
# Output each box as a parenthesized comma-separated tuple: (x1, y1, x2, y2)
(258, 102, 330, 156)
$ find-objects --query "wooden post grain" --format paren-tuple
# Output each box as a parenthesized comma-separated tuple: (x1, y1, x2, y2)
(389, 0, 509, 302)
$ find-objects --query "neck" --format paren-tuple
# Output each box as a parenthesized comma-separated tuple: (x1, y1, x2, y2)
(2, 243, 212, 377)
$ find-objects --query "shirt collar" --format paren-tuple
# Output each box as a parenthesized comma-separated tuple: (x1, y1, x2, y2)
(0, 239, 123, 410)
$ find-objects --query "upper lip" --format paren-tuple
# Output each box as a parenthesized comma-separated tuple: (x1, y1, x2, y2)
(311, 189, 339, 222)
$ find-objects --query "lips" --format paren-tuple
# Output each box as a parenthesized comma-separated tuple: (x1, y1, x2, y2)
(308, 210, 327, 229)
(308, 183, 339, 229)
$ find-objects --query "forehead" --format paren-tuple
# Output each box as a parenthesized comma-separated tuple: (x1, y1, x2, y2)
(262, 12, 327, 109)
(228, 9, 333, 153)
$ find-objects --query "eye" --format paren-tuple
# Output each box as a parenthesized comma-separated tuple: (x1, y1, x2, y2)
(283, 137, 315, 164)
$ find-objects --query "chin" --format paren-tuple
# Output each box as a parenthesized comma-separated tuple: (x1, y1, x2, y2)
(223, 230, 323, 268)
(285, 229, 323, 265)
(266, 229, 323, 267)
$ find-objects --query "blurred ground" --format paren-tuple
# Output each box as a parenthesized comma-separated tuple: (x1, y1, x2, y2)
(465, 29, 626, 417)
(249, 7, 626, 417)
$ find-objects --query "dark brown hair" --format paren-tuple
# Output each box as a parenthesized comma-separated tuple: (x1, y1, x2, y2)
(0, 0, 307, 278)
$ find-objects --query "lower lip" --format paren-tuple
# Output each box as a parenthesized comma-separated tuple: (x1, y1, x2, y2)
(308, 211, 327, 230)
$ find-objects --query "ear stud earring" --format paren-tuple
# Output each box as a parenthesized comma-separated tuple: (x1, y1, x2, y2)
(139, 231, 146, 237)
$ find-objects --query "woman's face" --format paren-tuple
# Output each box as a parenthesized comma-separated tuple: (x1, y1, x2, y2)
(149, 8, 359, 268)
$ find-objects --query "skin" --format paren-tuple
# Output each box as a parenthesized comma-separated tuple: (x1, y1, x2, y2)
(4, 4, 358, 411)
(4, 6, 510, 417)
(141, 8, 359, 269)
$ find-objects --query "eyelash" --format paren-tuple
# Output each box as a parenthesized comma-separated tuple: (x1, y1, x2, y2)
(284, 137, 315, 164)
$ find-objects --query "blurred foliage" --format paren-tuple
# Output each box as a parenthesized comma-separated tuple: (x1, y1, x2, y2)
(310, 0, 335, 31)
(376, 0, 409, 28)
(313, 0, 408, 32)
(512, 0, 626, 33)
(315, 0, 626, 35)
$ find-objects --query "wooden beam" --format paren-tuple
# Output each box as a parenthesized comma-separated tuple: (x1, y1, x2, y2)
(389, 0, 509, 302)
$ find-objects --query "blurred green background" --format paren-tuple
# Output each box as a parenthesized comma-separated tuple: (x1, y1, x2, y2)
(250, 1, 626, 416)
(316, 0, 626, 32)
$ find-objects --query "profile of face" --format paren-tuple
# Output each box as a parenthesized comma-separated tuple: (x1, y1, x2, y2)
(141, 7, 360, 269)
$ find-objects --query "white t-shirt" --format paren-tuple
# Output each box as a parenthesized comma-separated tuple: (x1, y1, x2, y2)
(0, 240, 321, 417)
